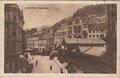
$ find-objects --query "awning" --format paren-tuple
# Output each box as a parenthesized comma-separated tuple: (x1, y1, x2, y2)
(79, 46, 106, 57)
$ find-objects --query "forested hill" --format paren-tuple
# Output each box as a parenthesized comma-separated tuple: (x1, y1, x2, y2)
(73, 4, 106, 18)
(51, 4, 107, 32)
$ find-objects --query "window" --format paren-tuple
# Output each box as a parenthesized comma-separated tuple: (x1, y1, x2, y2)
(96, 35, 99, 37)
(20, 43, 22, 48)
(75, 20, 79, 24)
(93, 35, 95, 37)
(13, 29, 16, 38)
(112, 4, 116, 9)
(69, 36, 72, 38)
(69, 27, 71, 29)
(89, 31, 91, 33)
(74, 35, 76, 38)
(12, 42, 16, 50)
(112, 21, 115, 32)
(8, 14, 10, 22)
(89, 35, 91, 37)
(13, 15, 16, 23)
(13, 31, 16, 37)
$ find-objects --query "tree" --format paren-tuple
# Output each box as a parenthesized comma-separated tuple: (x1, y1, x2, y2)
(25, 28, 37, 35)
(83, 30, 88, 38)
(41, 26, 50, 34)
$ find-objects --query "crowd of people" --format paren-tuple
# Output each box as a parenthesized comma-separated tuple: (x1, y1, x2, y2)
(18, 52, 35, 73)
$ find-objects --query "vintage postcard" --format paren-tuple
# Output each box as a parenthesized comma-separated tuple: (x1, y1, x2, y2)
(0, 0, 120, 78)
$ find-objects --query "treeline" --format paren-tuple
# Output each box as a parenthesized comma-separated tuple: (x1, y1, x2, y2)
(25, 28, 37, 35)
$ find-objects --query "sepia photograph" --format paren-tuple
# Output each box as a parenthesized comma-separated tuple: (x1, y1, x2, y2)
(3, 2, 118, 74)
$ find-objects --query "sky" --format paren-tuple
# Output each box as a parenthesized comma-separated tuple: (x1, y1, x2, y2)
(18, 4, 88, 30)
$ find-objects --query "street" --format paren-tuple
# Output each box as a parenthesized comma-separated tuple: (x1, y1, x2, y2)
(30, 55, 68, 73)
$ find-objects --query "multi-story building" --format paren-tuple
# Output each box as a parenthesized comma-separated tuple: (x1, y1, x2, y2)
(106, 4, 117, 65)
(54, 23, 68, 46)
(67, 18, 84, 38)
(26, 31, 43, 50)
(5, 4, 24, 73)
(84, 14, 107, 39)
(27, 35, 40, 50)
(87, 30, 106, 38)
(39, 33, 53, 52)
(54, 17, 88, 48)
(26, 31, 53, 52)
(86, 14, 106, 24)
(54, 14, 107, 49)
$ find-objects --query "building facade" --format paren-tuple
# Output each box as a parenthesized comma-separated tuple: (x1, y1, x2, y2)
(87, 30, 106, 38)
(39, 33, 53, 52)
(26, 31, 53, 53)
(67, 19, 84, 38)
(27, 35, 39, 50)
(54, 23, 68, 46)
(5, 4, 24, 73)
(106, 4, 117, 65)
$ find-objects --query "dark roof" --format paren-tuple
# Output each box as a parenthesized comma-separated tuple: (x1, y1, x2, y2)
(63, 38, 106, 45)
(30, 31, 43, 37)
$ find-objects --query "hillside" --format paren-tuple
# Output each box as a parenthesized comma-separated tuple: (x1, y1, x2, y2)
(51, 4, 107, 32)
(73, 4, 107, 18)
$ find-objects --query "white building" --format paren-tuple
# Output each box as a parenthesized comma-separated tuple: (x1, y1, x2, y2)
(27, 35, 39, 50)
(88, 30, 106, 38)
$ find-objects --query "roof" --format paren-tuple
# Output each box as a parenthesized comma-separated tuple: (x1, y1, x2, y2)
(32, 31, 42, 36)
(78, 46, 105, 57)
(63, 38, 106, 45)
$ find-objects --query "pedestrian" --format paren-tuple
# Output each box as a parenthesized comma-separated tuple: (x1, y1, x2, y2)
(50, 65, 52, 71)
(60, 68, 63, 73)
(36, 60, 38, 66)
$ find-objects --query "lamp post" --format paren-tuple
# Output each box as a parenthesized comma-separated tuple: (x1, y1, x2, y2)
(50, 28, 55, 50)
(76, 33, 79, 45)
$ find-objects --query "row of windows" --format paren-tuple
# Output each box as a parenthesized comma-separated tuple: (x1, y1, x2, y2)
(88, 34, 105, 38)
(89, 30, 106, 33)
(89, 30, 100, 33)
(55, 37, 63, 40)
(27, 38, 39, 40)
(89, 35, 99, 38)
(67, 35, 105, 38)
(27, 40, 47, 43)
(55, 41, 61, 44)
